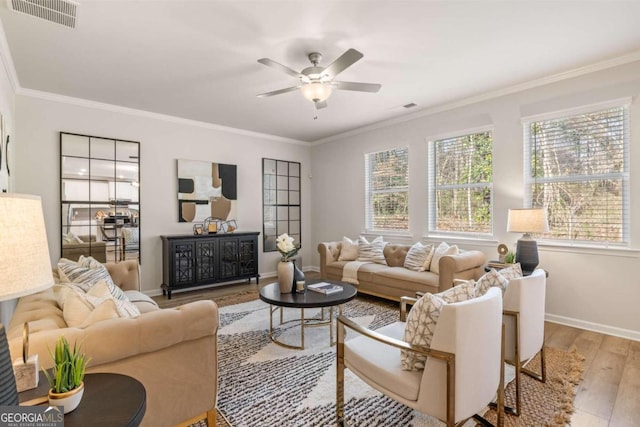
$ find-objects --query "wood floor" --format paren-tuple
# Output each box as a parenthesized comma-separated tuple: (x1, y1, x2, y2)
(153, 272, 640, 427)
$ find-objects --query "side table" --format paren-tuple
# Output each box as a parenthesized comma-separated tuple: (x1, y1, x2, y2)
(19, 372, 146, 427)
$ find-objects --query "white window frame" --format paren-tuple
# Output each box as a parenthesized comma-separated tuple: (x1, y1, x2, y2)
(522, 98, 630, 247)
(427, 126, 494, 238)
(364, 146, 409, 232)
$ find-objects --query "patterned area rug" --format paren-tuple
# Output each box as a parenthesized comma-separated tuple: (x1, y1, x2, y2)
(200, 293, 583, 427)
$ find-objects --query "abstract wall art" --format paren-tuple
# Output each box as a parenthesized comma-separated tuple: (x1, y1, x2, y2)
(177, 159, 238, 223)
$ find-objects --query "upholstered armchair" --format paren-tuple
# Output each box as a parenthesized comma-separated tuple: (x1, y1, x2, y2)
(502, 268, 547, 415)
(336, 287, 505, 427)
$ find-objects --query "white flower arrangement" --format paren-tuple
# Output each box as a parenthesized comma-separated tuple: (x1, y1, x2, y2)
(276, 233, 300, 262)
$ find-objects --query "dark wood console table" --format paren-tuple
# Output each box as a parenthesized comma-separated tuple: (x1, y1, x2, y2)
(19, 373, 146, 426)
(161, 231, 260, 298)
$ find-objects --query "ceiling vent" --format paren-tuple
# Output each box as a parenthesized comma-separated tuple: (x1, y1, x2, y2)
(7, 0, 79, 29)
(403, 103, 418, 109)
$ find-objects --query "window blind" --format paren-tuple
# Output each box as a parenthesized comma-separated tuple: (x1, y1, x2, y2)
(364, 147, 409, 231)
(524, 105, 629, 245)
(428, 131, 493, 234)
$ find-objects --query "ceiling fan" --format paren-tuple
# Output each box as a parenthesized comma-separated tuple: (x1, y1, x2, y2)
(257, 48, 381, 109)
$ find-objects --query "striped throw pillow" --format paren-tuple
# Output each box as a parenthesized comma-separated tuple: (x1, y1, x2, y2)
(404, 242, 433, 271)
(357, 236, 387, 264)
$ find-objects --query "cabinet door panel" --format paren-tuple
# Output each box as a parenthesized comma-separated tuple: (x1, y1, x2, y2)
(219, 238, 239, 279)
(196, 240, 217, 282)
(172, 242, 195, 285)
(239, 237, 258, 276)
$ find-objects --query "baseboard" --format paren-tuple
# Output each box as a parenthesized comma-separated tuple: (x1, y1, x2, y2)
(545, 313, 640, 342)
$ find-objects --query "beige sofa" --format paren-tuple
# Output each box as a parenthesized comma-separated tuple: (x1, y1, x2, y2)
(8, 260, 218, 427)
(318, 241, 486, 300)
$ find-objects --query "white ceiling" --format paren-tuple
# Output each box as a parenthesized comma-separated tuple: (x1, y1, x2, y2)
(2, 1, 640, 143)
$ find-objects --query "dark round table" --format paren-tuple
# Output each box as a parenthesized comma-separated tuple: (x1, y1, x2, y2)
(259, 280, 357, 349)
(19, 373, 146, 426)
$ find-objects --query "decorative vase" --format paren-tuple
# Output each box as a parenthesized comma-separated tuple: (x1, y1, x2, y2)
(49, 382, 84, 414)
(293, 261, 305, 292)
(277, 261, 294, 293)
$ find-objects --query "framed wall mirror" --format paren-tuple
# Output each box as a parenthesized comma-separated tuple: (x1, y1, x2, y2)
(60, 132, 140, 263)
(262, 158, 301, 252)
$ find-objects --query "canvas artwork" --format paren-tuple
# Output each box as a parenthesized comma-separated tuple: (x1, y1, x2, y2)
(177, 159, 238, 223)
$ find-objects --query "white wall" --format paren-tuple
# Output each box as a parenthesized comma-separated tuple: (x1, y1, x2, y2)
(311, 60, 640, 340)
(0, 44, 16, 326)
(14, 95, 312, 295)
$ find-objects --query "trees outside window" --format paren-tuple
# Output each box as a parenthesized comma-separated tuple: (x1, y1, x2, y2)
(524, 105, 629, 244)
(429, 130, 493, 235)
(365, 147, 409, 231)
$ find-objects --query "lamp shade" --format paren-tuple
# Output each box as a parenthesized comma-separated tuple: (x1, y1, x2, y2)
(507, 208, 549, 234)
(0, 194, 53, 301)
(300, 82, 332, 103)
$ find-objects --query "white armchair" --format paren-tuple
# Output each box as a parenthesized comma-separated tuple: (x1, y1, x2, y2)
(336, 287, 505, 427)
(502, 268, 547, 416)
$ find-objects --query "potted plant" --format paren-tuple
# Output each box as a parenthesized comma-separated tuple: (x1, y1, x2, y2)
(43, 336, 90, 414)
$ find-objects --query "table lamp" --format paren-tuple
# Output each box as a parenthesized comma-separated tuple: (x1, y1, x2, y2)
(0, 194, 54, 404)
(507, 208, 549, 274)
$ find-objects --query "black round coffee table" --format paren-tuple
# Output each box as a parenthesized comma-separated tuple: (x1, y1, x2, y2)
(259, 280, 357, 349)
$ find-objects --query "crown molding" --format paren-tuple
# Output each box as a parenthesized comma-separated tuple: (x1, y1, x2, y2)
(16, 87, 309, 146)
(312, 49, 640, 146)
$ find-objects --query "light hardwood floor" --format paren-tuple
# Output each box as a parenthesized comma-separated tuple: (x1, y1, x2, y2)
(153, 272, 640, 427)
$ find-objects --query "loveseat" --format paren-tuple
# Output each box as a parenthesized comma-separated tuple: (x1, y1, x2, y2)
(7, 260, 218, 427)
(62, 235, 107, 263)
(318, 241, 486, 300)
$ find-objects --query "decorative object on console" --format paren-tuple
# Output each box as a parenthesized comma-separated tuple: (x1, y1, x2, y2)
(497, 243, 508, 263)
(178, 159, 237, 223)
(193, 223, 203, 235)
(0, 194, 54, 400)
(43, 335, 89, 414)
(507, 208, 549, 273)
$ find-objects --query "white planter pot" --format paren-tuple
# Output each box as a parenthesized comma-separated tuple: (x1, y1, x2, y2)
(49, 382, 84, 414)
(277, 261, 294, 293)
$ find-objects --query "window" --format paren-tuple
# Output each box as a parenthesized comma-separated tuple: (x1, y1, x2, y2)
(429, 130, 493, 234)
(365, 147, 409, 231)
(524, 103, 629, 245)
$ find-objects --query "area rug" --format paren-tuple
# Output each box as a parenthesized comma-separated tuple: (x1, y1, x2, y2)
(203, 294, 583, 426)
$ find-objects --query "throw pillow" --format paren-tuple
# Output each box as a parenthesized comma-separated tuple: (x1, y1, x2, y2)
(79, 299, 121, 328)
(404, 242, 433, 272)
(357, 236, 387, 265)
(62, 284, 97, 327)
(429, 242, 459, 274)
(338, 236, 359, 261)
(401, 293, 445, 371)
(498, 263, 523, 281)
(57, 257, 114, 290)
(474, 269, 510, 297)
(436, 281, 476, 302)
(419, 245, 436, 272)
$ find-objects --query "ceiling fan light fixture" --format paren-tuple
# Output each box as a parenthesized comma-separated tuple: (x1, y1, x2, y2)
(300, 82, 332, 103)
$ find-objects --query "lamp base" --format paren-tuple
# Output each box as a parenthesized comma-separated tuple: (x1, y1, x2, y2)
(13, 354, 39, 392)
(515, 238, 539, 274)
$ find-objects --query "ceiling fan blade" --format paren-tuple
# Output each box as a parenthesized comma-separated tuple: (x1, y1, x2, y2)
(315, 101, 327, 110)
(323, 48, 364, 79)
(257, 58, 305, 80)
(257, 86, 301, 98)
(333, 81, 382, 93)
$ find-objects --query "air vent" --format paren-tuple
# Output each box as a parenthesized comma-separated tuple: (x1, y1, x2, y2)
(8, 0, 79, 29)
(403, 103, 418, 109)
